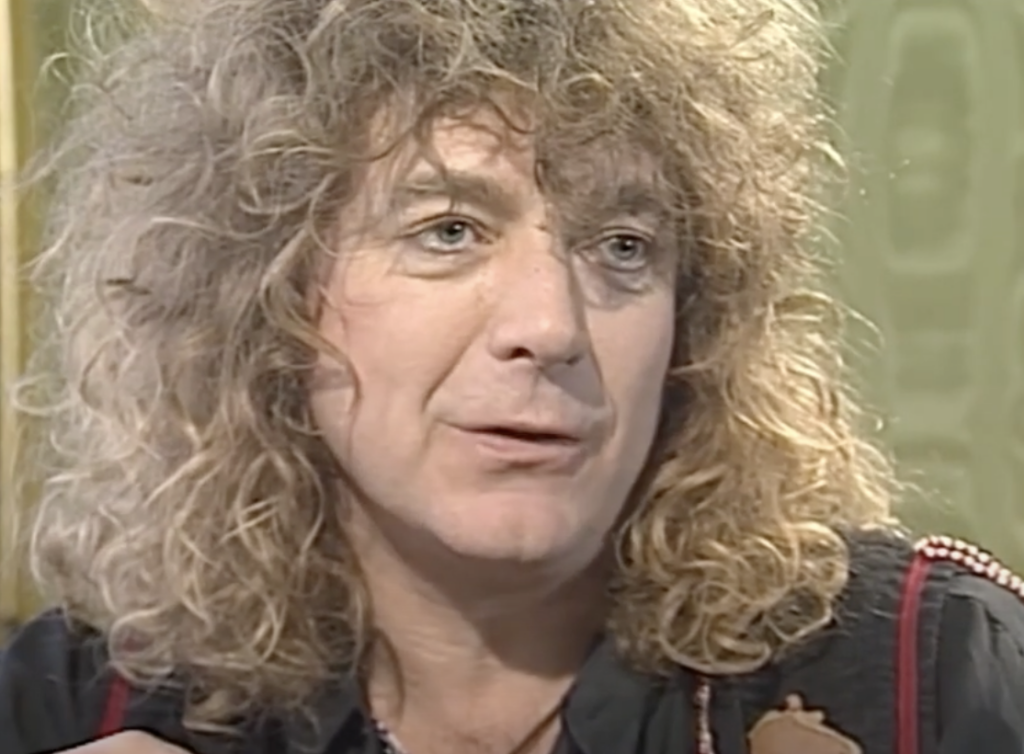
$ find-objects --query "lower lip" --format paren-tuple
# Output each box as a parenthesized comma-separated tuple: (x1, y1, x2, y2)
(456, 429, 586, 469)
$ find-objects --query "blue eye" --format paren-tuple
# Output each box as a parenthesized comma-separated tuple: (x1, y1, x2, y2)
(415, 219, 479, 253)
(594, 234, 651, 272)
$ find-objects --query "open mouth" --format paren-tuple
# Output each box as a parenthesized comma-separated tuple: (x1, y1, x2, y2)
(457, 423, 587, 466)
(474, 427, 579, 444)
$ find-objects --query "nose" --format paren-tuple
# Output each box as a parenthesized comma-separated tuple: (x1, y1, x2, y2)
(485, 229, 590, 368)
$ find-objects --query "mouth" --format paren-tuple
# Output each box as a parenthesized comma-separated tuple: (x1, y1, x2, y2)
(452, 422, 589, 468)
(472, 426, 580, 445)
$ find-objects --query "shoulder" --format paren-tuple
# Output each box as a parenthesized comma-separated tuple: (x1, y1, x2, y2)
(922, 538, 1024, 749)
(1, 611, 283, 753)
(944, 567, 1024, 642)
(939, 561, 1024, 678)
(770, 529, 1022, 689)
(0, 609, 111, 753)
(924, 536, 1024, 645)
(838, 530, 1022, 620)
(904, 535, 1024, 664)
(838, 530, 1024, 653)
(767, 530, 1024, 752)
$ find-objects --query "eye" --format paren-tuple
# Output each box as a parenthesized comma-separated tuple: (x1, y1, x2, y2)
(413, 218, 481, 254)
(591, 233, 652, 272)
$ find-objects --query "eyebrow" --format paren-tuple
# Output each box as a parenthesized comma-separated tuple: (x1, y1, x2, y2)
(387, 168, 674, 227)
(592, 183, 674, 225)
(388, 169, 523, 221)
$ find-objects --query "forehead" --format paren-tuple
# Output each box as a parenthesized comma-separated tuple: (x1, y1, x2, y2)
(363, 104, 670, 205)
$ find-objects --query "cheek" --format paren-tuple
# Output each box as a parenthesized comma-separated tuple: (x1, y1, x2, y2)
(599, 297, 675, 445)
(607, 299, 674, 395)
(309, 286, 474, 445)
(315, 283, 402, 392)
(308, 350, 357, 463)
(307, 295, 374, 461)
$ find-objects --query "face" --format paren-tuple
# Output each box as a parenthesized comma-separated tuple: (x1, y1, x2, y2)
(309, 109, 676, 576)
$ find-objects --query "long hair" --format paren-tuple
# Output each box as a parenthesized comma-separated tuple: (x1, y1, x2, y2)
(19, 0, 898, 727)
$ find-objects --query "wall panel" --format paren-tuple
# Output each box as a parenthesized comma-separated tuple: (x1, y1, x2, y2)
(827, 0, 1024, 568)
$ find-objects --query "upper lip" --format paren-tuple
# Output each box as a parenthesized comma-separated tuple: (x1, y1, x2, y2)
(456, 420, 587, 442)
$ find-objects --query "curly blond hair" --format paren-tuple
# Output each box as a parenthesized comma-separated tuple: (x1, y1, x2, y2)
(19, 0, 898, 728)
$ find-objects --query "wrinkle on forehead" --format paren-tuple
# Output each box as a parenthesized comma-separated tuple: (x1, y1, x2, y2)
(344, 103, 679, 232)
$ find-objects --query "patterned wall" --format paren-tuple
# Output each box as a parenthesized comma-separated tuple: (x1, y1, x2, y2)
(823, 0, 1024, 568)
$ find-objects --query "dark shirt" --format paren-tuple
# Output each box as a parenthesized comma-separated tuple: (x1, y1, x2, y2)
(1, 568, 1022, 754)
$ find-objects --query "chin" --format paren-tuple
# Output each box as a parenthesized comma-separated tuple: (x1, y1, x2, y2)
(435, 534, 569, 565)
(424, 494, 596, 566)
(433, 521, 571, 564)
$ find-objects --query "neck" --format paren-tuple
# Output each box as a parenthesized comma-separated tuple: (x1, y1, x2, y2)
(352, 514, 609, 726)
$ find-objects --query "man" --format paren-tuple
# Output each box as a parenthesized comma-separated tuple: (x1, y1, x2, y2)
(2, 0, 1022, 753)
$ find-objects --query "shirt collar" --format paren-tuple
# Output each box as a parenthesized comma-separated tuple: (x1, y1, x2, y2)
(563, 637, 666, 754)
(282, 636, 676, 754)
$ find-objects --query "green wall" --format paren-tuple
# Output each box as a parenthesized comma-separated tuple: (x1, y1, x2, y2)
(822, 0, 1024, 568)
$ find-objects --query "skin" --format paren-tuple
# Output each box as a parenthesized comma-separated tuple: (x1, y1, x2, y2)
(312, 110, 675, 576)
(54, 108, 676, 754)
(308, 109, 677, 752)
(67, 732, 188, 753)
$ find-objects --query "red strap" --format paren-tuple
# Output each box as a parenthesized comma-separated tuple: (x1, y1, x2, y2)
(98, 674, 131, 737)
(896, 551, 931, 754)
